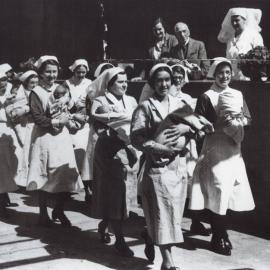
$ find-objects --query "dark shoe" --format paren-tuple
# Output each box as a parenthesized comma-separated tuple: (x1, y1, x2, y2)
(5, 202, 19, 207)
(98, 221, 111, 244)
(190, 221, 210, 236)
(52, 209, 71, 228)
(224, 237, 233, 249)
(85, 193, 92, 203)
(211, 236, 231, 256)
(38, 215, 54, 227)
(114, 241, 134, 258)
(141, 230, 155, 263)
(0, 206, 8, 218)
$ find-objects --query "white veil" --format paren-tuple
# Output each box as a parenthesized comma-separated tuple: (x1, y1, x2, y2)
(218, 8, 262, 43)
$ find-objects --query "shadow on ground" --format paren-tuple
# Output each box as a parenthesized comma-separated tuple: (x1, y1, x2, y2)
(0, 208, 151, 270)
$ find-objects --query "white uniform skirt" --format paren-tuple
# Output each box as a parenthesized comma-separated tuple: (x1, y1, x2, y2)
(27, 125, 83, 193)
(0, 122, 18, 193)
(189, 131, 255, 215)
(141, 155, 187, 245)
(71, 123, 90, 173)
(15, 122, 35, 187)
(81, 125, 98, 181)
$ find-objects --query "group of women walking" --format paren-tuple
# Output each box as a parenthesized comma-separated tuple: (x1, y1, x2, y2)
(0, 54, 254, 270)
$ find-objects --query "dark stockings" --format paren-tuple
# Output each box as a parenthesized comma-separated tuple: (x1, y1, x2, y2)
(210, 211, 227, 238)
(38, 190, 49, 219)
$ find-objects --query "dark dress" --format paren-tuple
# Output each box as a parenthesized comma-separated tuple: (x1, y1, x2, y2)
(92, 132, 128, 220)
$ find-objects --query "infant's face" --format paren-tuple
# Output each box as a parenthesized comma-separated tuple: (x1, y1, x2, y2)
(54, 85, 67, 99)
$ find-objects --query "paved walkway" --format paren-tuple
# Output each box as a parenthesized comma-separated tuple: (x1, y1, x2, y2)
(0, 191, 269, 270)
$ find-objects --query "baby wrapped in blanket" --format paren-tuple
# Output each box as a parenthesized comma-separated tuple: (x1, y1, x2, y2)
(94, 104, 131, 144)
(5, 85, 30, 146)
(94, 105, 137, 168)
(153, 103, 214, 165)
(217, 88, 249, 144)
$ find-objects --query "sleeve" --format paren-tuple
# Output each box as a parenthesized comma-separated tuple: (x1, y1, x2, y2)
(194, 94, 211, 154)
(243, 98, 252, 125)
(252, 32, 264, 47)
(195, 93, 210, 117)
(130, 103, 169, 155)
(171, 35, 178, 47)
(29, 92, 59, 128)
(91, 97, 130, 124)
(198, 42, 210, 78)
(169, 45, 177, 59)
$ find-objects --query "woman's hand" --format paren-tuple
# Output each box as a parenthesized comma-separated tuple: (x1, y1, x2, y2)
(163, 124, 193, 139)
(72, 113, 88, 124)
(58, 114, 70, 126)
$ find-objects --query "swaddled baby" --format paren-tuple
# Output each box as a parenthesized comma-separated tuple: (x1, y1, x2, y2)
(94, 104, 137, 168)
(5, 85, 30, 146)
(94, 104, 131, 144)
(217, 88, 249, 144)
(155, 104, 214, 148)
(153, 103, 214, 166)
(47, 84, 79, 134)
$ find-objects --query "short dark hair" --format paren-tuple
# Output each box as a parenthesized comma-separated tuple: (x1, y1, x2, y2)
(107, 71, 126, 89)
(172, 65, 185, 76)
(152, 17, 167, 31)
(38, 60, 59, 75)
(148, 66, 173, 89)
(213, 62, 232, 78)
(74, 64, 88, 73)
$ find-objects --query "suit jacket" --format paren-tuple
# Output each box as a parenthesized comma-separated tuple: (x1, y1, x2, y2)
(170, 38, 210, 80)
(148, 33, 178, 60)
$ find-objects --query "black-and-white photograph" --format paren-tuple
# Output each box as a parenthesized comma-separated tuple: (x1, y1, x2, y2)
(0, 0, 269, 269)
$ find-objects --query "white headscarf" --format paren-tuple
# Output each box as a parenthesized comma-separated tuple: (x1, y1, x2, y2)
(0, 63, 12, 74)
(86, 67, 124, 100)
(218, 8, 262, 43)
(207, 57, 232, 78)
(19, 70, 38, 82)
(149, 63, 172, 79)
(139, 63, 172, 103)
(0, 71, 7, 80)
(94, 63, 114, 78)
(69, 59, 89, 72)
(34, 55, 59, 69)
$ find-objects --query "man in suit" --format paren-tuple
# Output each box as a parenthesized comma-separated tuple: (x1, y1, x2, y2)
(170, 22, 210, 80)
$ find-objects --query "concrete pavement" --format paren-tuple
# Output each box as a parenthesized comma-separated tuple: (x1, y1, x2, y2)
(0, 191, 269, 270)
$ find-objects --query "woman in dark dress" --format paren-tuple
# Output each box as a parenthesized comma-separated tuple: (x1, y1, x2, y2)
(91, 67, 138, 257)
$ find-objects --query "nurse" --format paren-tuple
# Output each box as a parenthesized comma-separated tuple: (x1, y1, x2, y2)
(131, 63, 190, 270)
(189, 58, 255, 255)
(27, 55, 83, 227)
(66, 59, 92, 198)
(0, 71, 18, 217)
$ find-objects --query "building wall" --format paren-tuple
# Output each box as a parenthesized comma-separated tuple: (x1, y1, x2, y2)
(106, 0, 270, 59)
(0, 0, 102, 69)
(0, 1, 269, 69)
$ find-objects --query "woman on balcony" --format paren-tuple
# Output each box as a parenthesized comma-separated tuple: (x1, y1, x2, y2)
(218, 8, 264, 80)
